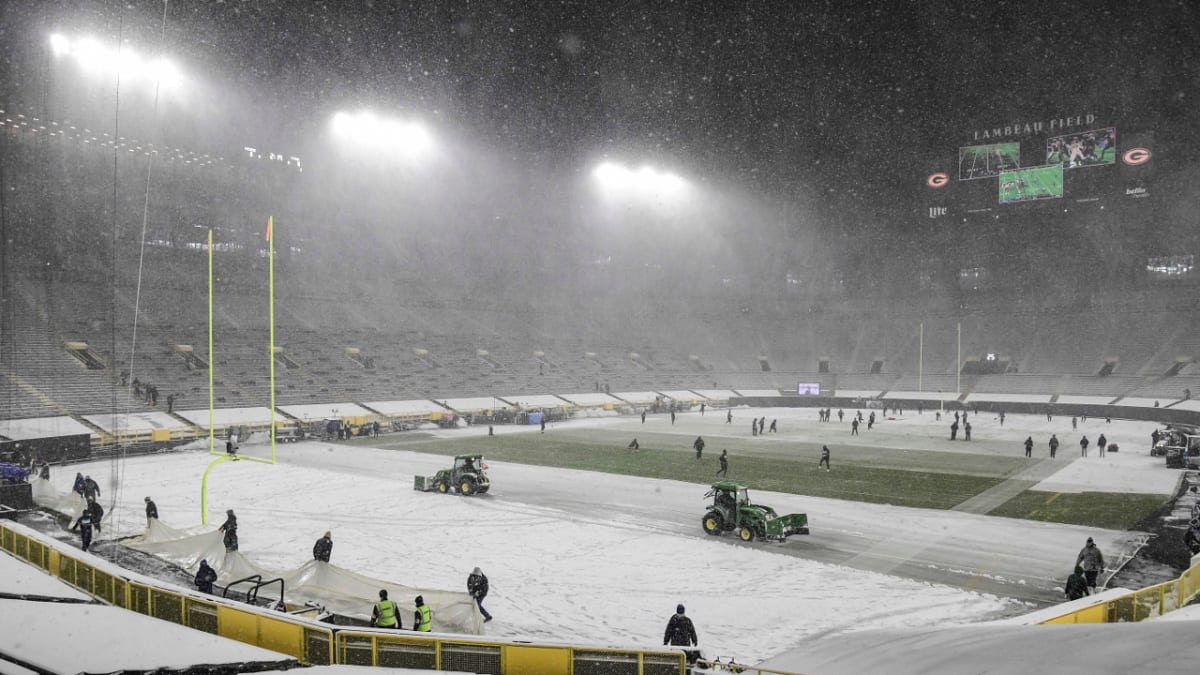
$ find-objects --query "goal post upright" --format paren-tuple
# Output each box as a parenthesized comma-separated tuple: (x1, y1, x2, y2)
(268, 216, 277, 463)
(208, 228, 215, 456)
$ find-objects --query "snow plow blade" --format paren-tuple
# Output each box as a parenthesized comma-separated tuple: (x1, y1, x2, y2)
(765, 513, 809, 539)
(413, 475, 438, 492)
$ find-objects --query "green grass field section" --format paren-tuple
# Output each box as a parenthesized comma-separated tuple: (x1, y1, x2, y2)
(356, 431, 1017, 511)
(988, 491, 1168, 531)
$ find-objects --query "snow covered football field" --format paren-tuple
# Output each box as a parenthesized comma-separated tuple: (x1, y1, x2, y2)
(42, 408, 1177, 664)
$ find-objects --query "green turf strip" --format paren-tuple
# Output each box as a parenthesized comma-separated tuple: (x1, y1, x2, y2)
(352, 432, 1007, 511)
(346, 431, 1168, 526)
(987, 491, 1168, 530)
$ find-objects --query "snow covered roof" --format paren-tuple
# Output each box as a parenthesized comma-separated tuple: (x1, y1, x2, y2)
(728, 389, 777, 398)
(82, 411, 192, 434)
(754, 621, 1200, 675)
(0, 416, 94, 440)
(556, 392, 624, 406)
(175, 406, 276, 428)
(361, 399, 448, 416)
(501, 394, 568, 408)
(965, 392, 1053, 403)
(691, 389, 734, 398)
(277, 403, 373, 420)
(835, 389, 881, 398)
(1113, 397, 1164, 407)
(1055, 395, 1117, 405)
(610, 391, 660, 404)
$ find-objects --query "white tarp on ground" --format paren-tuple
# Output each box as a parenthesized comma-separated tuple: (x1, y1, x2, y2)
(0, 416, 93, 440)
(126, 519, 484, 635)
(175, 407, 276, 429)
(82, 411, 191, 434)
(30, 478, 482, 634)
(361, 400, 447, 416)
(556, 392, 624, 407)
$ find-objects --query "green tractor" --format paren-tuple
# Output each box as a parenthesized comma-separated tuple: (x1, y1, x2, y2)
(414, 454, 491, 495)
(701, 481, 808, 542)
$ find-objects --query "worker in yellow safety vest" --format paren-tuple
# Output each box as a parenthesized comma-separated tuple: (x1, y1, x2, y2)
(372, 590, 400, 629)
(413, 595, 432, 632)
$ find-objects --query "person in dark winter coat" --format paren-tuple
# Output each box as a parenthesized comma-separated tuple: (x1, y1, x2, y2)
(1023, 436, 1033, 458)
(1049, 434, 1059, 458)
(468, 567, 492, 622)
(145, 497, 158, 526)
(71, 508, 96, 551)
(72, 472, 86, 496)
(1065, 566, 1090, 600)
(693, 436, 705, 459)
(195, 559, 218, 594)
(82, 475, 101, 500)
(86, 498, 104, 533)
(313, 531, 333, 562)
(819, 445, 831, 471)
(663, 604, 699, 668)
(219, 509, 239, 551)
(1076, 537, 1105, 590)
(716, 450, 729, 477)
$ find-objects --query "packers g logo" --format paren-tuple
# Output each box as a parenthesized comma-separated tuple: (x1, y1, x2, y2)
(1122, 148, 1151, 165)
(927, 172, 949, 188)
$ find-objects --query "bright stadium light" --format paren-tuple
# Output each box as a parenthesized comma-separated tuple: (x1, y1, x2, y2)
(49, 33, 70, 56)
(47, 34, 184, 88)
(591, 160, 691, 202)
(329, 110, 436, 159)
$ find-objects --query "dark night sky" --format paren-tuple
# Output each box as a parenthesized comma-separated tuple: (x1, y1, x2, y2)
(3, 0, 1199, 244)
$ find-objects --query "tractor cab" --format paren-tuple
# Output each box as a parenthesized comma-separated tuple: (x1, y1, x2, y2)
(708, 482, 748, 525)
(415, 454, 490, 495)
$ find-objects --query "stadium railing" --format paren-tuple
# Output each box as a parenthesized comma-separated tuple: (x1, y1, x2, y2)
(0, 520, 687, 674)
(1038, 556, 1200, 624)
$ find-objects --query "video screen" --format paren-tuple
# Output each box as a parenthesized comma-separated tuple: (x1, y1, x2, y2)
(1046, 127, 1116, 168)
(797, 382, 820, 395)
(958, 142, 1020, 180)
(998, 165, 1063, 204)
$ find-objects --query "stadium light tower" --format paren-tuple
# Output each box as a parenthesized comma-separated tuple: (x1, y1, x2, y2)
(47, 33, 184, 88)
(329, 110, 436, 160)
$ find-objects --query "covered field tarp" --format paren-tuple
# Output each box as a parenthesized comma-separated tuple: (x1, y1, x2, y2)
(31, 478, 481, 635)
(126, 519, 483, 634)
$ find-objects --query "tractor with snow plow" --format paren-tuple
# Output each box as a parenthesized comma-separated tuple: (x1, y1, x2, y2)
(414, 454, 490, 495)
(701, 481, 808, 542)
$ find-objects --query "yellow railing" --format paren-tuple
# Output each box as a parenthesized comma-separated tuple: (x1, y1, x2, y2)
(1039, 556, 1200, 624)
(0, 521, 685, 674)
